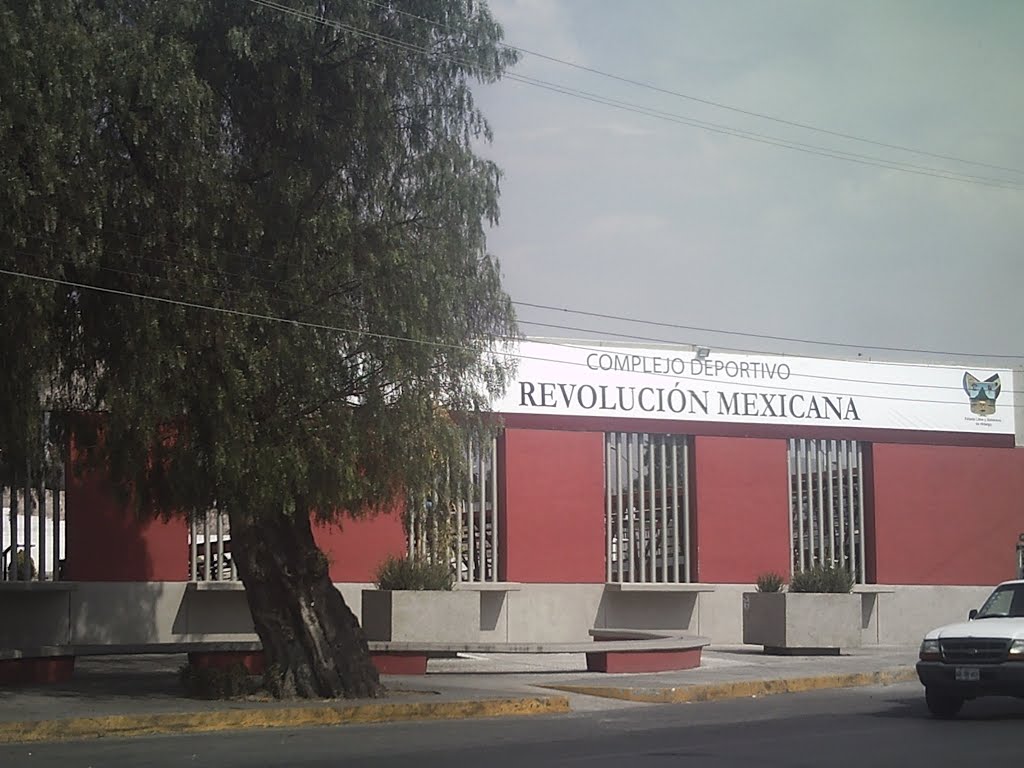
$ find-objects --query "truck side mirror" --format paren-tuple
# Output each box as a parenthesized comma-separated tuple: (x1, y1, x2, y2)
(969, 609, 978, 620)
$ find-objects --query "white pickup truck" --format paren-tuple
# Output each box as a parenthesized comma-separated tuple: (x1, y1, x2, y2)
(917, 579, 1024, 718)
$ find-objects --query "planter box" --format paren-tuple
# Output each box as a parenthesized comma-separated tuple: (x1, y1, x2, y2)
(361, 590, 480, 643)
(742, 592, 861, 653)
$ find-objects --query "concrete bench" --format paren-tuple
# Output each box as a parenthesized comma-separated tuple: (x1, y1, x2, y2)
(0, 642, 267, 684)
(0, 631, 710, 682)
(362, 633, 709, 675)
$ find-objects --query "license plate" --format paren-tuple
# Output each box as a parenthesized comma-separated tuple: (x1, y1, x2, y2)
(955, 667, 980, 682)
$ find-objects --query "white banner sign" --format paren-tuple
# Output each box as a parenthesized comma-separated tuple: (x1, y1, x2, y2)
(491, 341, 1016, 435)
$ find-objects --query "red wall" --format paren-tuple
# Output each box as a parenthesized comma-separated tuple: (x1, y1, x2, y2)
(872, 443, 1024, 585)
(313, 509, 407, 583)
(692, 436, 791, 583)
(499, 429, 606, 583)
(65, 438, 189, 582)
(64, 428, 407, 583)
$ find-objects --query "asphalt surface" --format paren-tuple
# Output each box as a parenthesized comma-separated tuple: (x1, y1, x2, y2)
(5, 682, 1024, 767)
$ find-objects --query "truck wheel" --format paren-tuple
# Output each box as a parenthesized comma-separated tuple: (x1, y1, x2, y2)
(925, 688, 963, 719)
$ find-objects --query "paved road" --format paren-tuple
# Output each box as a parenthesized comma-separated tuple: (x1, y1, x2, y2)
(5, 682, 1024, 767)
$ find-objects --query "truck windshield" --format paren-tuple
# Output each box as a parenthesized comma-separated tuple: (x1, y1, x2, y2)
(975, 584, 1024, 619)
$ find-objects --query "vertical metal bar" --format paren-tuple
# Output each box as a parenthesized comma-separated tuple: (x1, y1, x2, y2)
(616, 433, 624, 583)
(815, 441, 825, 566)
(828, 440, 837, 567)
(836, 440, 846, 569)
(189, 513, 198, 581)
(660, 436, 668, 584)
(455, 459, 464, 583)
(478, 439, 486, 581)
(228, 508, 237, 581)
(856, 442, 867, 584)
(490, 437, 498, 582)
(622, 436, 630, 581)
(795, 439, 805, 572)
(202, 509, 211, 581)
(8, 488, 18, 581)
(39, 414, 48, 580)
(204, 512, 212, 581)
(846, 441, 856, 578)
(804, 440, 816, 568)
(682, 437, 691, 583)
(37, 473, 46, 581)
(648, 436, 657, 582)
(638, 434, 647, 582)
(787, 439, 795, 578)
(672, 439, 680, 583)
(605, 434, 613, 583)
(216, 504, 224, 580)
(23, 462, 32, 580)
(54, 474, 62, 581)
(466, 440, 475, 582)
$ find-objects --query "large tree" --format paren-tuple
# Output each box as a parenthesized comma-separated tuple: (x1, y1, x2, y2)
(0, 0, 518, 697)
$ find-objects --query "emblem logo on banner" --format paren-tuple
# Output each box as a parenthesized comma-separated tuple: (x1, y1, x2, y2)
(963, 372, 1002, 416)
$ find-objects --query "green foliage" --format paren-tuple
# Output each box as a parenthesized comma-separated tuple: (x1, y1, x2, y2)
(179, 663, 254, 700)
(375, 555, 454, 591)
(789, 564, 854, 593)
(0, 0, 519, 525)
(6, 550, 37, 581)
(755, 571, 785, 593)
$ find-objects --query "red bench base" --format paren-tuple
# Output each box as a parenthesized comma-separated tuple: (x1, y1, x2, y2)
(586, 646, 702, 674)
(187, 651, 266, 674)
(0, 656, 76, 685)
(371, 652, 428, 675)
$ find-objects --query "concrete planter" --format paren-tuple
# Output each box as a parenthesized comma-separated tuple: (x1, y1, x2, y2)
(361, 589, 480, 643)
(742, 592, 861, 653)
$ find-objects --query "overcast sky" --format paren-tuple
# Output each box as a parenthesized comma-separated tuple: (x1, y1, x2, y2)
(472, 0, 1024, 367)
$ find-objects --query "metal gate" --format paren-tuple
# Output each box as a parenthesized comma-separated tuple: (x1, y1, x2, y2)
(605, 432, 692, 584)
(406, 435, 500, 584)
(788, 438, 867, 583)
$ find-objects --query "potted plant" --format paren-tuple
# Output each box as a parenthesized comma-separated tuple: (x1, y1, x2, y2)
(361, 555, 480, 642)
(742, 564, 861, 654)
(6, 549, 37, 581)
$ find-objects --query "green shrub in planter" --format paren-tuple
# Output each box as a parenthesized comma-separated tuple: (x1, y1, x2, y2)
(7, 550, 36, 581)
(755, 571, 785, 593)
(375, 555, 454, 591)
(789, 563, 854, 593)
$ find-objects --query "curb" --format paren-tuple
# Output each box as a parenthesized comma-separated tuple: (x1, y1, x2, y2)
(0, 695, 571, 745)
(543, 668, 918, 704)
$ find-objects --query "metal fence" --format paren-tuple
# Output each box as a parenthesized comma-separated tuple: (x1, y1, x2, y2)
(605, 432, 692, 584)
(453, 435, 499, 583)
(2, 482, 66, 582)
(190, 436, 503, 584)
(788, 438, 868, 583)
(188, 506, 235, 581)
(406, 435, 500, 583)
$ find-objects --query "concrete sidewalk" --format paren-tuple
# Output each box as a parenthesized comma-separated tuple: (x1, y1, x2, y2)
(0, 645, 920, 744)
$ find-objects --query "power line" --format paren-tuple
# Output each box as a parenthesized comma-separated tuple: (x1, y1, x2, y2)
(504, 72, 1022, 189)
(9, 243, 988, 392)
(16, 231, 1022, 367)
(513, 301, 1024, 361)
(0, 264, 1005, 406)
(3, 239, 1015, 389)
(359, 0, 1024, 179)
(243, 0, 1023, 191)
(19, 227, 1019, 364)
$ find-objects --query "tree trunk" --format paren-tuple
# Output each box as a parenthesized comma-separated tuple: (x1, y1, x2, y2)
(228, 506, 383, 699)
